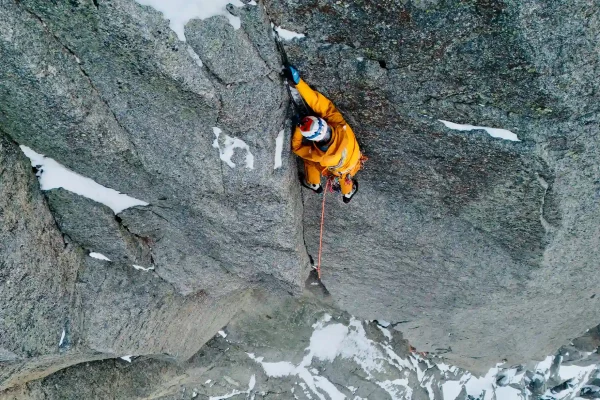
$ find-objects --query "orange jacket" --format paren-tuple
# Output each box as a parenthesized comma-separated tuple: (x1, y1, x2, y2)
(292, 79, 361, 175)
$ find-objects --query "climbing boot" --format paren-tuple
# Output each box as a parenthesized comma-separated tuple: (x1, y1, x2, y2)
(342, 180, 358, 203)
(300, 178, 323, 194)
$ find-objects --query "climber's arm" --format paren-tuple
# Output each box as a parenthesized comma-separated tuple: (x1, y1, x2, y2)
(291, 127, 304, 153)
(296, 79, 346, 126)
(291, 126, 311, 159)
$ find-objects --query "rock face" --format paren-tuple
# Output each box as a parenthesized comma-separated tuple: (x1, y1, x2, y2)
(45, 188, 152, 267)
(0, 135, 253, 390)
(265, 0, 600, 371)
(0, 134, 85, 388)
(3, 298, 600, 400)
(0, 0, 307, 389)
(1, 0, 600, 394)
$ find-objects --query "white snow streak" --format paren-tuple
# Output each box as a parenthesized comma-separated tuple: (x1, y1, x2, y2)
(377, 379, 413, 400)
(275, 26, 305, 40)
(134, 0, 256, 41)
(274, 129, 284, 169)
(439, 119, 520, 141)
(218, 330, 228, 338)
(209, 374, 256, 400)
(133, 264, 154, 272)
(89, 252, 111, 261)
(377, 325, 393, 341)
(212, 127, 255, 170)
(58, 329, 65, 347)
(20, 146, 148, 214)
(120, 355, 133, 362)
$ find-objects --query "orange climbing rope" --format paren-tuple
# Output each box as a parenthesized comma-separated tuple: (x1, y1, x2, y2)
(316, 179, 332, 279)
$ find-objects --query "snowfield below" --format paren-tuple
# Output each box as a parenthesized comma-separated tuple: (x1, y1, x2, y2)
(198, 308, 600, 400)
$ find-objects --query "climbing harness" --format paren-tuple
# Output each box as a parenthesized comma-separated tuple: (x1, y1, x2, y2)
(316, 179, 333, 279)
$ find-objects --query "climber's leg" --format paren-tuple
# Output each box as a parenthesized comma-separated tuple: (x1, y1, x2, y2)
(340, 174, 356, 194)
(340, 162, 362, 202)
(301, 160, 323, 193)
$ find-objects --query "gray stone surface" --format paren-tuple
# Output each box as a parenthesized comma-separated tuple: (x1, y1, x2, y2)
(4, 297, 600, 400)
(0, 296, 425, 400)
(45, 188, 152, 266)
(0, 138, 256, 390)
(0, 134, 92, 389)
(2, 0, 600, 393)
(0, 0, 307, 389)
(265, 0, 600, 372)
(0, 0, 308, 299)
(0, 185, 252, 390)
(185, 16, 269, 84)
(77, 257, 252, 360)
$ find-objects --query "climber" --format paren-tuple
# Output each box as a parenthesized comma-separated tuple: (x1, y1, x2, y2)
(283, 65, 363, 203)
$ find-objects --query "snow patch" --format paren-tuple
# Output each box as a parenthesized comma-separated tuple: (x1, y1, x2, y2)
(377, 325, 393, 341)
(438, 119, 520, 141)
(377, 379, 413, 400)
(442, 380, 462, 400)
(58, 329, 65, 347)
(441, 363, 529, 400)
(133, 264, 154, 272)
(535, 355, 554, 378)
(559, 364, 597, 381)
(212, 127, 255, 170)
(121, 355, 133, 362)
(134, 0, 247, 41)
(275, 26, 305, 40)
(89, 252, 111, 261)
(218, 330, 228, 338)
(20, 145, 148, 214)
(274, 129, 284, 169)
(209, 375, 256, 400)
(248, 315, 421, 400)
(438, 363, 458, 374)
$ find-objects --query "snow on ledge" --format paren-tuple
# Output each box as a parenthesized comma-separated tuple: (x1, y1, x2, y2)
(134, 0, 254, 41)
(438, 120, 520, 141)
(212, 127, 255, 170)
(275, 26, 305, 41)
(20, 146, 149, 214)
(274, 129, 284, 169)
(89, 252, 111, 261)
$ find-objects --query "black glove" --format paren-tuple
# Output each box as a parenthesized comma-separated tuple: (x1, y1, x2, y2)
(282, 65, 301, 84)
